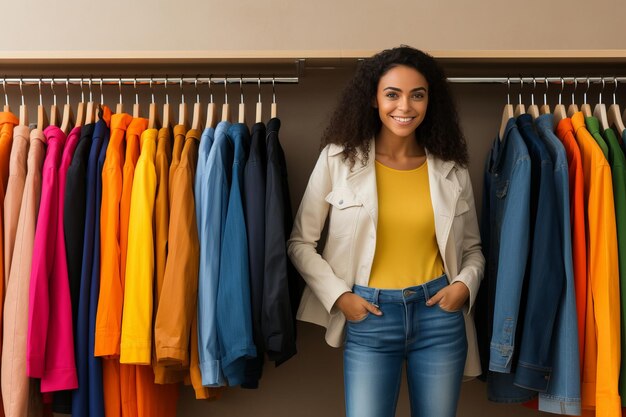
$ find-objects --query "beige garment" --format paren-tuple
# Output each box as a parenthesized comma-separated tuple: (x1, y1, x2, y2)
(3, 125, 30, 285)
(1, 128, 45, 417)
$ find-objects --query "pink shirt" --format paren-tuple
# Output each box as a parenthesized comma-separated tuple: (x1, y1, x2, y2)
(27, 125, 78, 392)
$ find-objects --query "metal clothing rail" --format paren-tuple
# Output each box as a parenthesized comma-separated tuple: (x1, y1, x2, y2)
(0, 76, 299, 87)
(447, 76, 626, 84)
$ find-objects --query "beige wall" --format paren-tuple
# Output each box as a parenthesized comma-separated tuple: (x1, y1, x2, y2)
(2, 0, 626, 52)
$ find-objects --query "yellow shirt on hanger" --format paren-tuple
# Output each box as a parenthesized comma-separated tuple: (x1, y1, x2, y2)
(368, 160, 444, 289)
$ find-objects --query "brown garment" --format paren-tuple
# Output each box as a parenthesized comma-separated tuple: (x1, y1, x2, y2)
(152, 127, 186, 384)
(156, 128, 200, 365)
(4, 125, 29, 284)
(1, 128, 45, 417)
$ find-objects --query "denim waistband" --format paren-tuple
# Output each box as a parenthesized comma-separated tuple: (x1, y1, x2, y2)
(353, 274, 449, 304)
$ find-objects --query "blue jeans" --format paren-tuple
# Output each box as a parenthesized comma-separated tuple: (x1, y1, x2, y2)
(344, 275, 467, 417)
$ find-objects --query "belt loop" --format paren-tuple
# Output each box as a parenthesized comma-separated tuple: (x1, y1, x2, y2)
(422, 281, 431, 302)
(373, 288, 380, 305)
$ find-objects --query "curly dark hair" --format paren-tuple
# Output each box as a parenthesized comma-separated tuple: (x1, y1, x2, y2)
(321, 45, 469, 168)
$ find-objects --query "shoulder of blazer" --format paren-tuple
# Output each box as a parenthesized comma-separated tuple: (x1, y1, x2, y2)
(426, 151, 457, 179)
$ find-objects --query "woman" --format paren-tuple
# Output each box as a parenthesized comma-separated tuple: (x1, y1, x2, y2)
(288, 46, 484, 417)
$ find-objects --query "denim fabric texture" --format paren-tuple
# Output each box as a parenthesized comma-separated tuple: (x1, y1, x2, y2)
(216, 123, 256, 386)
(535, 114, 580, 414)
(476, 118, 531, 376)
(513, 114, 564, 391)
(197, 121, 232, 386)
(344, 275, 466, 417)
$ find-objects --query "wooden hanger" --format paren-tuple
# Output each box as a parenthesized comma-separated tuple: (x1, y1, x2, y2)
(2, 78, 9, 112)
(192, 102, 203, 130)
(178, 77, 189, 128)
(191, 77, 203, 130)
(60, 78, 74, 135)
(147, 78, 160, 129)
(513, 78, 525, 117)
(593, 78, 610, 131)
(271, 76, 277, 118)
(18, 78, 28, 127)
(85, 78, 96, 124)
(132, 78, 141, 118)
(49, 78, 60, 127)
(553, 78, 567, 129)
(526, 78, 540, 119)
(36, 78, 48, 130)
(115, 79, 124, 114)
(238, 76, 246, 124)
(255, 76, 263, 123)
(75, 78, 86, 128)
(581, 77, 592, 118)
(221, 76, 231, 122)
(539, 77, 551, 116)
(205, 76, 217, 129)
(607, 77, 626, 134)
(498, 78, 514, 140)
(163, 77, 172, 129)
(567, 78, 579, 117)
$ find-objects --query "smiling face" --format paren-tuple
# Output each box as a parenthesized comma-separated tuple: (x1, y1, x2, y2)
(374, 64, 429, 141)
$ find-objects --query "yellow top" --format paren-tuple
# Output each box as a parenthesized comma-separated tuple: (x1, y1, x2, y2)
(368, 160, 444, 289)
(120, 128, 158, 364)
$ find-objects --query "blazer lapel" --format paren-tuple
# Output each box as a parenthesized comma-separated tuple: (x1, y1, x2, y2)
(427, 152, 460, 273)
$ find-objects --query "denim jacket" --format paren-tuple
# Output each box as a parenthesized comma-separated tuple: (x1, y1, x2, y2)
(535, 114, 580, 414)
(476, 117, 531, 378)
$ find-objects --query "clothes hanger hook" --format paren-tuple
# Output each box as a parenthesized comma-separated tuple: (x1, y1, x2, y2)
(240, 75, 244, 104)
(584, 76, 590, 105)
(38, 77, 43, 107)
(195, 75, 200, 104)
(164, 76, 169, 105)
(50, 77, 57, 106)
(79, 76, 85, 103)
(559, 77, 564, 106)
(543, 77, 549, 107)
(599, 77, 605, 105)
(571, 77, 578, 106)
(258, 75, 262, 103)
(118, 78, 123, 105)
(134, 77, 139, 106)
(2, 76, 8, 107)
(272, 75, 276, 104)
(99, 77, 104, 105)
(88, 77, 93, 103)
(517, 76, 523, 106)
(65, 78, 70, 106)
(613, 77, 618, 106)
(150, 76, 155, 104)
(530, 77, 536, 107)
(506, 76, 511, 106)
(208, 75, 213, 104)
(224, 74, 228, 105)
(180, 76, 185, 104)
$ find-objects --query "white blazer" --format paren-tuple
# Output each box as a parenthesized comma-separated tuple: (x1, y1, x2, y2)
(288, 139, 485, 377)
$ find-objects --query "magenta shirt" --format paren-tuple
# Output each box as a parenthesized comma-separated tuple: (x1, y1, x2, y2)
(27, 125, 80, 392)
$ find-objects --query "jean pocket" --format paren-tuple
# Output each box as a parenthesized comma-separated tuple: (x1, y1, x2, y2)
(436, 304, 463, 315)
(346, 312, 371, 324)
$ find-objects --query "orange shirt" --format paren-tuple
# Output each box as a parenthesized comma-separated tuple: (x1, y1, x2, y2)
(572, 111, 622, 416)
(95, 113, 133, 357)
(555, 117, 587, 370)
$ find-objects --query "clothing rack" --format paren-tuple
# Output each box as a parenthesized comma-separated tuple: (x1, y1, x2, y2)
(0, 76, 298, 87)
(447, 76, 626, 84)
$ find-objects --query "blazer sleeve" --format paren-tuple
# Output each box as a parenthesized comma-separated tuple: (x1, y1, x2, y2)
(287, 146, 352, 314)
(449, 167, 485, 314)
